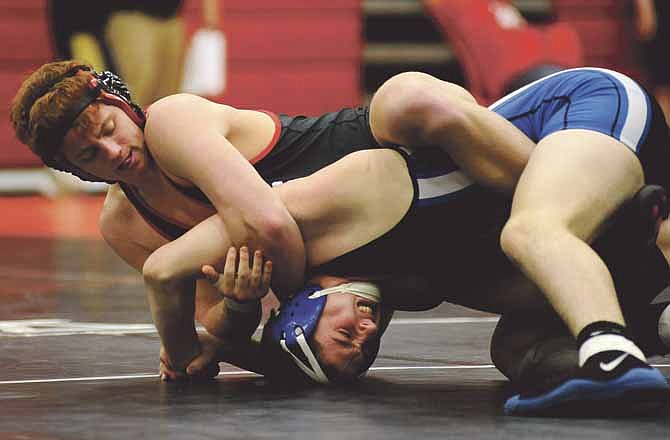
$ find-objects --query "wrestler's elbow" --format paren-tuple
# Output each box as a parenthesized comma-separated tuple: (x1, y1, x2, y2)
(254, 213, 291, 244)
(249, 204, 302, 252)
(142, 246, 186, 290)
(255, 216, 305, 293)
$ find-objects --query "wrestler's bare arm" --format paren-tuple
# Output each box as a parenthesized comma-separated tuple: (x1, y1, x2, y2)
(135, 96, 305, 369)
(100, 186, 262, 369)
(143, 95, 306, 298)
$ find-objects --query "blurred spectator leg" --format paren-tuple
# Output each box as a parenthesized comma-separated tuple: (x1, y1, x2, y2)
(69, 33, 108, 71)
(154, 16, 185, 102)
(105, 11, 184, 108)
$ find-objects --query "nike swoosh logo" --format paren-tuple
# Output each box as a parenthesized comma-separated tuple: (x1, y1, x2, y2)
(599, 353, 628, 372)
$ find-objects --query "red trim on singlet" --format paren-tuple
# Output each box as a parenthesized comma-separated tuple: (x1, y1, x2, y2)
(122, 183, 192, 242)
(128, 107, 280, 223)
(144, 105, 279, 167)
(250, 110, 281, 165)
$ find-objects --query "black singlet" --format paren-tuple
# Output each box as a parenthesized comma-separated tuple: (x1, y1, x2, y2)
(120, 107, 382, 241)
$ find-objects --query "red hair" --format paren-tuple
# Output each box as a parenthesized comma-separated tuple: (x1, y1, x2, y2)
(10, 60, 98, 165)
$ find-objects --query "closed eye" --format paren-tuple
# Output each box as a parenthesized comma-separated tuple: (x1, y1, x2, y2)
(78, 146, 98, 163)
(334, 330, 354, 348)
(103, 119, 115, 136)
(338, 329, 352, 340)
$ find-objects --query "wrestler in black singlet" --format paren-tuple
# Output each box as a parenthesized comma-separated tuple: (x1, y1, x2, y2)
(120, 107, 383, 240)
(309, 148, 512, 311)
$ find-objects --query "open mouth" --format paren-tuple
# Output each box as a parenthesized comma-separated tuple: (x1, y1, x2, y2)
(356, 298, 378, 321)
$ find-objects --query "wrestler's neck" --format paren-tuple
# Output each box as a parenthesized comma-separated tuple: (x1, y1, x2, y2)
(119, 150, 169, 197)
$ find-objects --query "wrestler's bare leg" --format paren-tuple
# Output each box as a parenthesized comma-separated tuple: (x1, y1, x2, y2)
(500, 130, 644, 338)
(369, 71, 535, 194)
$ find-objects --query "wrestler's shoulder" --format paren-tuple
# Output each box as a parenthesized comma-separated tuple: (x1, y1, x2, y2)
(145, 94, 268, 139)
(146, 94, 245, 123)
(99, 185, 161, 248)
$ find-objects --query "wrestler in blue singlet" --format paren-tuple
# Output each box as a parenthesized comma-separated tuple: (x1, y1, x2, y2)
(314, 68, 670, 312)
(490, 67, 670, 190)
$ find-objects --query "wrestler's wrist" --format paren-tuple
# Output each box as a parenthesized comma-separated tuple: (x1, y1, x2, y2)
(224, 296, 260, 313)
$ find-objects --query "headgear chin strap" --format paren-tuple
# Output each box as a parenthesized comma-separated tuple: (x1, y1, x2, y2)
(261, 282, 383, 384)
(34, 68, 146, 183)
(262, 285, 329, 383)
(92, 70, 145, 126)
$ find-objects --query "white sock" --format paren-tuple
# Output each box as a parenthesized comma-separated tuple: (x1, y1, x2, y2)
(578, 334, 646, 367)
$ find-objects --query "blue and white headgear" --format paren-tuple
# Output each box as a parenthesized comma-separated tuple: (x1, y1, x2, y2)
(261, 281, 386, 384)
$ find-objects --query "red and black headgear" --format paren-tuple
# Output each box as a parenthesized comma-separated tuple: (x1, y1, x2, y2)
(31, 66, 146, 183)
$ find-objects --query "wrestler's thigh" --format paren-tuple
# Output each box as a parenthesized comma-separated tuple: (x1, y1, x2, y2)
(510, 129, 644, 238)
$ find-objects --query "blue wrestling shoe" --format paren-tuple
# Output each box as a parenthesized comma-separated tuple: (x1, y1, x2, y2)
(504, 350, 670, 417)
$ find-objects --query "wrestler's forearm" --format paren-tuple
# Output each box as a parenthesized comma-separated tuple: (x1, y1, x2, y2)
(255, 215, 306, 300)
(144, 276, 200, 371)
(140, 215, 239, 370)
(141, 212, 301, 365)
(213, 191, 306, 300)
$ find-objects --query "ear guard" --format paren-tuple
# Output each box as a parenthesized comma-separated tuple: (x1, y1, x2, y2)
(261, 285, 330, 383)
(260, 281, 387, 384)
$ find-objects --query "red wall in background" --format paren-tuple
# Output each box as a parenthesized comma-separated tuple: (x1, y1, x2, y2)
(0, 0, 362, 169)
(0, 0, 52, 167)
(183, 0, 362, 116)
(552, 0, 644, 81)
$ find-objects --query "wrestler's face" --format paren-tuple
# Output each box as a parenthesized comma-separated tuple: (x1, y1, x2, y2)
(312, 291, 382, 379)
(61, 103, 148, 184)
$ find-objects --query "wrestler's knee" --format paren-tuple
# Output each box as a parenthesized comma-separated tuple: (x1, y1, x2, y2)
(369, 72, 475, 146)
(500, 213, 561, 264)
(142, 246, 183, 288)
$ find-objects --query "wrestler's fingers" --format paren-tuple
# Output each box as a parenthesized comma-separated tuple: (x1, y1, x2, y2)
(221, 247, 237, 293)
(261, 260, 273, 293)
(159, 360, 174, 382)
(201, 264, 220, 283)
(250, 250, 263, 289)
(236, 246, 250, 287)
(159, 356, 181, 382)
(159, 359, 167, 381)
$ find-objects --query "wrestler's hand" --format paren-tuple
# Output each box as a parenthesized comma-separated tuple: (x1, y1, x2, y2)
(159, 345, 187, 382)
(185, 332, 223, 379)
(202, 246, 273, 303)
